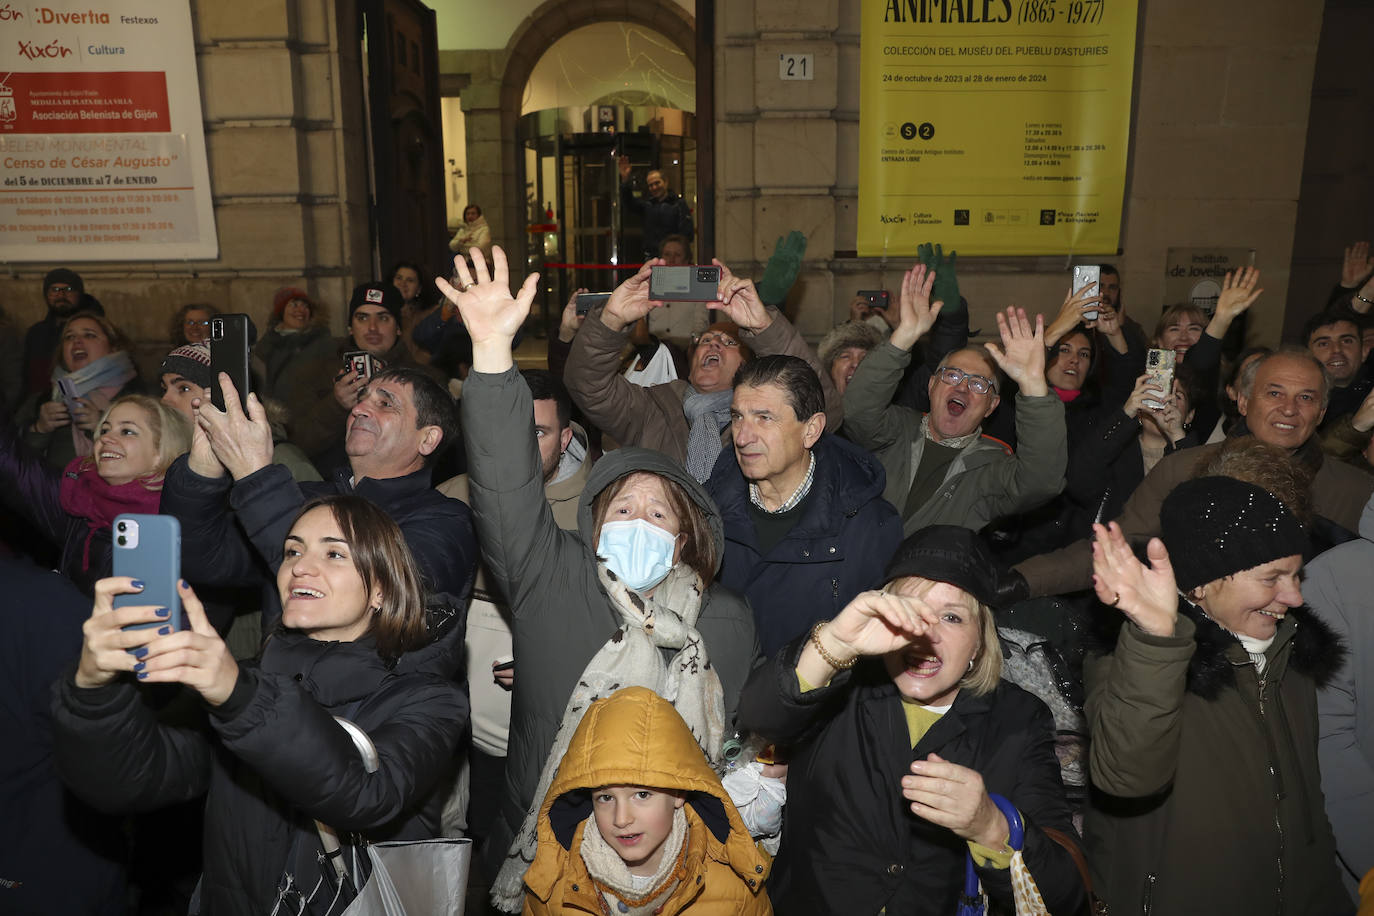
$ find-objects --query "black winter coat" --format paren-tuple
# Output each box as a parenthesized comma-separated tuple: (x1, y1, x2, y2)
(707, 433, 902, 657)
(51, 611, 469, 916)
(736, 636, 1085, 916)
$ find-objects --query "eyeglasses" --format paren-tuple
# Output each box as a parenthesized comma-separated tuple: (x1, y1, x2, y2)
(936, 366, 997, 395)
(48, 285, 76, 294)
(691, 332, 740, 348)
(184, 319, 211, 328)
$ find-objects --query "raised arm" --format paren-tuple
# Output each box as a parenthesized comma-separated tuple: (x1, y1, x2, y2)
(442, 247, 589, 612)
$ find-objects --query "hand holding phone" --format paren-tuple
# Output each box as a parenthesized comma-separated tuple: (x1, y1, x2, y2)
(649, 265, 722, 302)
(210, 315, 253, 411)
(575, 292, 611, 317)
(113, 514, 183, 639)
(857, 289, 890, 310)
(1071, 265, 1101, 321)
(1142, 348, 1176, 410)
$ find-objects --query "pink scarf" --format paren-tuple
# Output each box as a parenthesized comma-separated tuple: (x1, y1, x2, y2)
(58, 458, 164, 571)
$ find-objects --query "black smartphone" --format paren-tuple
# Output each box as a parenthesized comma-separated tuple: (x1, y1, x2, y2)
(575, 292, 611, 317)
(209, 314, 252, 411)
(113, 514, 184, 645)
(858, 289, 890, 310)
(649, 265, 722, 302)
(342, 350, 381, 379)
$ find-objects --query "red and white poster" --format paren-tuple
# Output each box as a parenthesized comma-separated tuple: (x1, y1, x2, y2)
(0, 2, 218, 260)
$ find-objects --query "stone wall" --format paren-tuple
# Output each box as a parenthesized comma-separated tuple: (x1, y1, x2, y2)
(0, 0, 372, 372)
(716, 0, 1329, 347)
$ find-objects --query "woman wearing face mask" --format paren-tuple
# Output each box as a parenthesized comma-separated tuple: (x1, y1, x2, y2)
(0, 394, 189, 594)
(734, 525, 1084, 915)
(1085, 476, 1350, 914)
(51, 495, 468, 915)
(437, 246, 759, 909)
(19, 309, 147, 473)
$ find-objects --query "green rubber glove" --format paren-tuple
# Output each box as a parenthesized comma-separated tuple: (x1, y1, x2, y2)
(916, 242, 961, 314)
(755, 231, 808, 307)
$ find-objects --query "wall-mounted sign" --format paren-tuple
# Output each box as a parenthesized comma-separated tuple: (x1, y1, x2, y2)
(857, 0, 1138, 256)
(0, 1, 218, 261)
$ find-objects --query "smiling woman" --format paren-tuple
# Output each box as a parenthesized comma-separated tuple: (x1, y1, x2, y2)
(1084, 477, 1351, 913)
(0, 393, 189, 593)
(51, 494, 467, 914)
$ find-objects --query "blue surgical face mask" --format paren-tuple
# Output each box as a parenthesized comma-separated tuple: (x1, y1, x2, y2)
(597, 518, 678, 592)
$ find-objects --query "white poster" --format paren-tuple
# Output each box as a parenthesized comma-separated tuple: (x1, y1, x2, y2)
(0, 2, 218, 260)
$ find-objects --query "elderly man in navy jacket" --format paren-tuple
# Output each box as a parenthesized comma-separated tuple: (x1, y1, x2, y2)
(708, 355, 902, 657)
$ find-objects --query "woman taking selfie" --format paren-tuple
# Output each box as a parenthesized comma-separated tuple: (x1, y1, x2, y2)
(51, 495, 468, 914)
(437, 247, 759, 908)
(735, 525, 1084, 916)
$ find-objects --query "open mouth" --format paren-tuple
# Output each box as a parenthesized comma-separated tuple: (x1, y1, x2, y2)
(290, 587, 325, 599)
(946, 396, 967, 417)
(899, 650, 942, 678)
(615, 833, 643, 847)
(98, 450, 124, 461)
(700, 352, 721, 368)
(1258, 609, 1285, 620)
(1271, 419, 1297, 433)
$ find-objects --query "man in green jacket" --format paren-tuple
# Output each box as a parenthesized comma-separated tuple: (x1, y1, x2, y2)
(842, 263, 1067, 536)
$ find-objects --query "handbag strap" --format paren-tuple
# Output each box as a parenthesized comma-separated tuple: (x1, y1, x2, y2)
(959, 794, 1026, 915)
(314, 700, 376, 883)
(1040, 826, 1108, 915)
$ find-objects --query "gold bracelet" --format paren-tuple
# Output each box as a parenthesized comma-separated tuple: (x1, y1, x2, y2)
(809, 620, 857, 670)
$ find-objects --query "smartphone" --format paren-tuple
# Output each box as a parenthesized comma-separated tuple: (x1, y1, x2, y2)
(209, 314, 252, 411)
(57, 377, 83, 414)
(649, 265, 722, 302)
(575, 292, 611, 317)
(343, 350, 382, 379)
(858, 289, 890, 310)
(1071, 265, 1101, 321)
(492, 655, 515, 673)
(1143, 348, 1176, 410)
(113, 514, 184, 644)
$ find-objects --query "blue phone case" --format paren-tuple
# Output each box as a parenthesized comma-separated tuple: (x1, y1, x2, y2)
(113, 514, 183, 637)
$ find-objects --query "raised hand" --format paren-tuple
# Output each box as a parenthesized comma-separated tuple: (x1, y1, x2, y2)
(617, 154, 632, 182)
(71, 390, 111, 433)
(1122, 372, 1165, 419)
(559, 287, 589, 343)
(600, 261, 663, 333)
(1207, 268, 1263, 341)
(916, 242, 959, 312)
(185, 402, 226, 479)
(1091, 522, 1178, 637)
(435, 246, 540, 372)
(1343, 242, 1373, 288)
(848, 294, 872, 324)
(714, 258, 772, 333)
(1351, 387, 1374, 434)
(332, 364, 367, 411)
(984, 306, 1047, 397)
(75, 577, 173, 689)
(824, 590, 943, 660)
(136, 580, 239, 706)
(889, 263, 943, 351)
(194, 374, 274, 481)
(903, 753, 1008, 848)
(1045, 282, 1101, 346)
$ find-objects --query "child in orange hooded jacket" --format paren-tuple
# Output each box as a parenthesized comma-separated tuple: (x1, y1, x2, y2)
(522, 686, 772, 915)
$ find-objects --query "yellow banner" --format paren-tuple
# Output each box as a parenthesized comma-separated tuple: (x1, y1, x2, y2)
(858, 0, 1138, 256)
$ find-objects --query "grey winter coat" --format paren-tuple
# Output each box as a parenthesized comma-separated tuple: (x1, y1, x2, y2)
(1304, 491, 1374, 889)
(460, 366, 760, 879)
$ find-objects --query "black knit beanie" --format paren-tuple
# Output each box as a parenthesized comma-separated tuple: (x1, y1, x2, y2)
(1160, 476, 1305, 592)
(159, 343, 213, 390)
(348, 282, 402, 323)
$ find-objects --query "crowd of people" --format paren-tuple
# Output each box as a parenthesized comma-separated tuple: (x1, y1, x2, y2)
(4, 222, 1374, 916)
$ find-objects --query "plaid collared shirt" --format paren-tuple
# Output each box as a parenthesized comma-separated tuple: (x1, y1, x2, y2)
(749, 451, 816, 514)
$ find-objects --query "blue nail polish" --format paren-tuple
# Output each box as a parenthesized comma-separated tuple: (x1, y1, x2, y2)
(155, 607, 170, 618)
(137, 672, 148, 680)
(179, 579, 188, 589)
(133, 661, 145, 672)
(132, 647, 148, 659)
(158, 626, 171, 636)
(130, 579, 145, 589)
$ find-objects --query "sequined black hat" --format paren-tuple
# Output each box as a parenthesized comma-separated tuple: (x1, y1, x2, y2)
(1161, 476, 1305, 592)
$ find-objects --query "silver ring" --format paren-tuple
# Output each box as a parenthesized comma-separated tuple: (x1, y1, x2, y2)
(458, 281, 473, 292)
